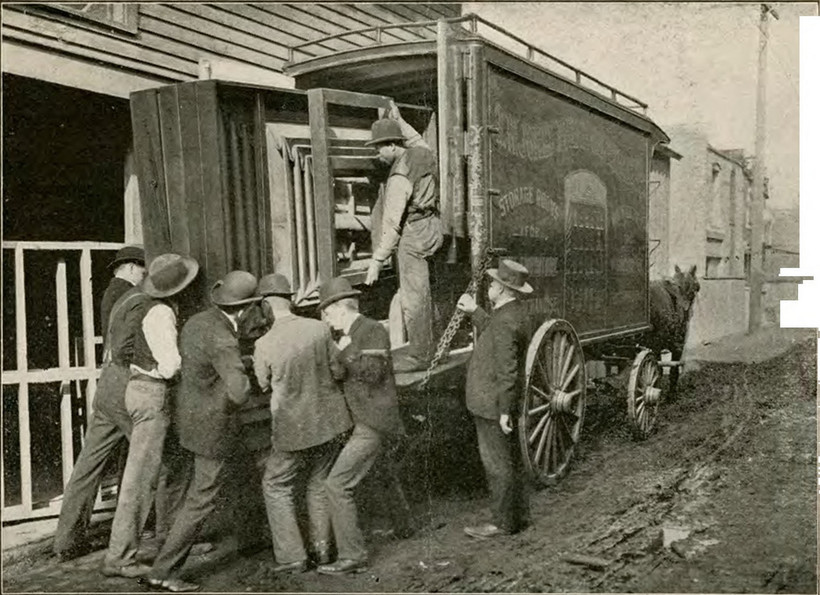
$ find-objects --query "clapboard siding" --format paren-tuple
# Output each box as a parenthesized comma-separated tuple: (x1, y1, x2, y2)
(2, 3, 461, 89)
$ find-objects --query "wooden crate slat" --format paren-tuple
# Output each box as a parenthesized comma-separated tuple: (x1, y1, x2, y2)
(158, 85, 192, 256)
(130, 90, 172, 260)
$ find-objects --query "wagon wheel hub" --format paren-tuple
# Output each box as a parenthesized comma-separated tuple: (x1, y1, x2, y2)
(552, 389, 579, 414)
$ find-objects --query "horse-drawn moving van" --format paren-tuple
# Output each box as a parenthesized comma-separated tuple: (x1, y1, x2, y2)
(130, 14, 684, 487)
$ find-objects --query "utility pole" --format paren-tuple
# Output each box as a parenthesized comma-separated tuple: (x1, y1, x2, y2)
(748, 3, 778, 333)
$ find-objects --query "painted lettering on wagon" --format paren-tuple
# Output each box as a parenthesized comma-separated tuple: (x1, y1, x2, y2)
(491, 103, 557, 162)
(496, 187, 562, 219)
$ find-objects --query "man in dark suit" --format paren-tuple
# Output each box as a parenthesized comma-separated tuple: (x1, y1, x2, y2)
(456, 259, 533, 539)
(253, 274, 352, 574)
(316, 277, 405, 575)
(101, 245, 146, 335)
(143, 271, 259, 593)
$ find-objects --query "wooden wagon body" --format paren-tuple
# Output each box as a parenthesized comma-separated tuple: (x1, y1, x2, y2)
(130, 14, 671, 482)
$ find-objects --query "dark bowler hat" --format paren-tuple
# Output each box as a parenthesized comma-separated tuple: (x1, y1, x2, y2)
(211, 271, 260, 307)
(257, 273, 293, 297)
(318, 276, 361, 311)
(143, 253, 199, 299)
(109, 245, 145, 269)
(365, 119, 404, 146)
(486, 259, 533, 294)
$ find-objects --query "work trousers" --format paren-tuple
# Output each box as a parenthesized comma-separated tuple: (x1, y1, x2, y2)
(473, 416, 530, 534)
(148, 454, 222, 580)
(397, 216, 443, 362)
(105, 376, 170, 567)
(262, 440, 338, 565)
(53, 363, 132, 556)
(325, 424, 383, 562)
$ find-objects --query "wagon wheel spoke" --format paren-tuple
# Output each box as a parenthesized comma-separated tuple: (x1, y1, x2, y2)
(529, 384, 551, 404)
(560, 363, 580, 392)
(536, 358, 552, 391)
(543, 419, 556, 473)
(557, 412, 578, 445)
(558, 343, 576, 386)
(533, 414, 551, 463)
(553, 334, 567, 381)
(528, 411, 550, 445)
(527, 402, 551, 416)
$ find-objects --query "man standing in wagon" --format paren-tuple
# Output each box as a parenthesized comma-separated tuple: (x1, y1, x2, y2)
(364, 103, 443, 373)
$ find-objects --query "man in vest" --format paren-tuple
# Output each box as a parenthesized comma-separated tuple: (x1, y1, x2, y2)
(456, 259, 533, 540)
(143, 271, 259, 593)
(364, 104, 443, 372)
(103, 253, 199, 578)
(101, 245, 146, 335)
(53, 258, 147, 561)
(253, 274, 352, 573)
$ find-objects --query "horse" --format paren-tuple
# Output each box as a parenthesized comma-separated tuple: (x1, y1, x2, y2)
(646, 264, 701, 395)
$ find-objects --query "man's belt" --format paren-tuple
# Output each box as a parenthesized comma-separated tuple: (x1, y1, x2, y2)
(406, 210, 437, 223)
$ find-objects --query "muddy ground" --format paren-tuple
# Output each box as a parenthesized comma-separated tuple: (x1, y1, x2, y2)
(3, 335, 817, 593)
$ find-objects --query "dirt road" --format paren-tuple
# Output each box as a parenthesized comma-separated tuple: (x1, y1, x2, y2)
(3, 334, 816, 593)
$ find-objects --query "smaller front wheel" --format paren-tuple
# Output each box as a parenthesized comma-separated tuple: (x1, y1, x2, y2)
(627, 349, 662, 439)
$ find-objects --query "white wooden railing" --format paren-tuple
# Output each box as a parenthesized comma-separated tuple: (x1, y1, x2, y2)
(2, 240, 124, 522)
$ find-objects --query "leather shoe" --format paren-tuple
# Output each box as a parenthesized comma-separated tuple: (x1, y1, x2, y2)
(101, 562, 152, 578)
(317, 558, 368, 575)
(140, 577, 201, 592)
(463, 523, 510, 539)
(271, 560, 308, 574)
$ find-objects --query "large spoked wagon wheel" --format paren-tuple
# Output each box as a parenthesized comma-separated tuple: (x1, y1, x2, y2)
(519, 319, 586, 486)
(627, 349, 662, 439)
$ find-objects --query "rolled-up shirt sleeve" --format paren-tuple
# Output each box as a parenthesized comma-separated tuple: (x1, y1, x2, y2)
(373, 174, 413, 262)
(142, 304, 181, 379)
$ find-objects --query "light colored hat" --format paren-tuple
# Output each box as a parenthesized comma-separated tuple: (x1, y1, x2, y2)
(143, 253, 199, 299)
(365, 119, 404, 146)
(211, 271, 260, 307)
(486, 259, 533, 294)
(318, 276, 361, 311)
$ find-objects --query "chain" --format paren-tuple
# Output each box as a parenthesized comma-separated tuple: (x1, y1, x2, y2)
(418, 248, 495, 390)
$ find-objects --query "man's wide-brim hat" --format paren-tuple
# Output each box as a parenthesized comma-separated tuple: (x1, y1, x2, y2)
(211, 270, 260, 307)
(365, 118, 404, 146)
(486, 259, 533, 294)
(143, 253, 199, 299)
(318, 276, 361, 311)
(257, 273, 293, 297)
(109, 245, 145, 269)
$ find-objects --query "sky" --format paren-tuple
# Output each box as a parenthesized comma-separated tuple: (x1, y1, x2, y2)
(464, 1, 816, 210)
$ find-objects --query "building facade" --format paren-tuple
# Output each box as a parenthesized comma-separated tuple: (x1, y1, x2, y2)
(1, 2, 460, 522)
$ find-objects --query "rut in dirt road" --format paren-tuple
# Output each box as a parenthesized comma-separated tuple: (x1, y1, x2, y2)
(2, 336, 815, 594)
(383, 336, 817, 594)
